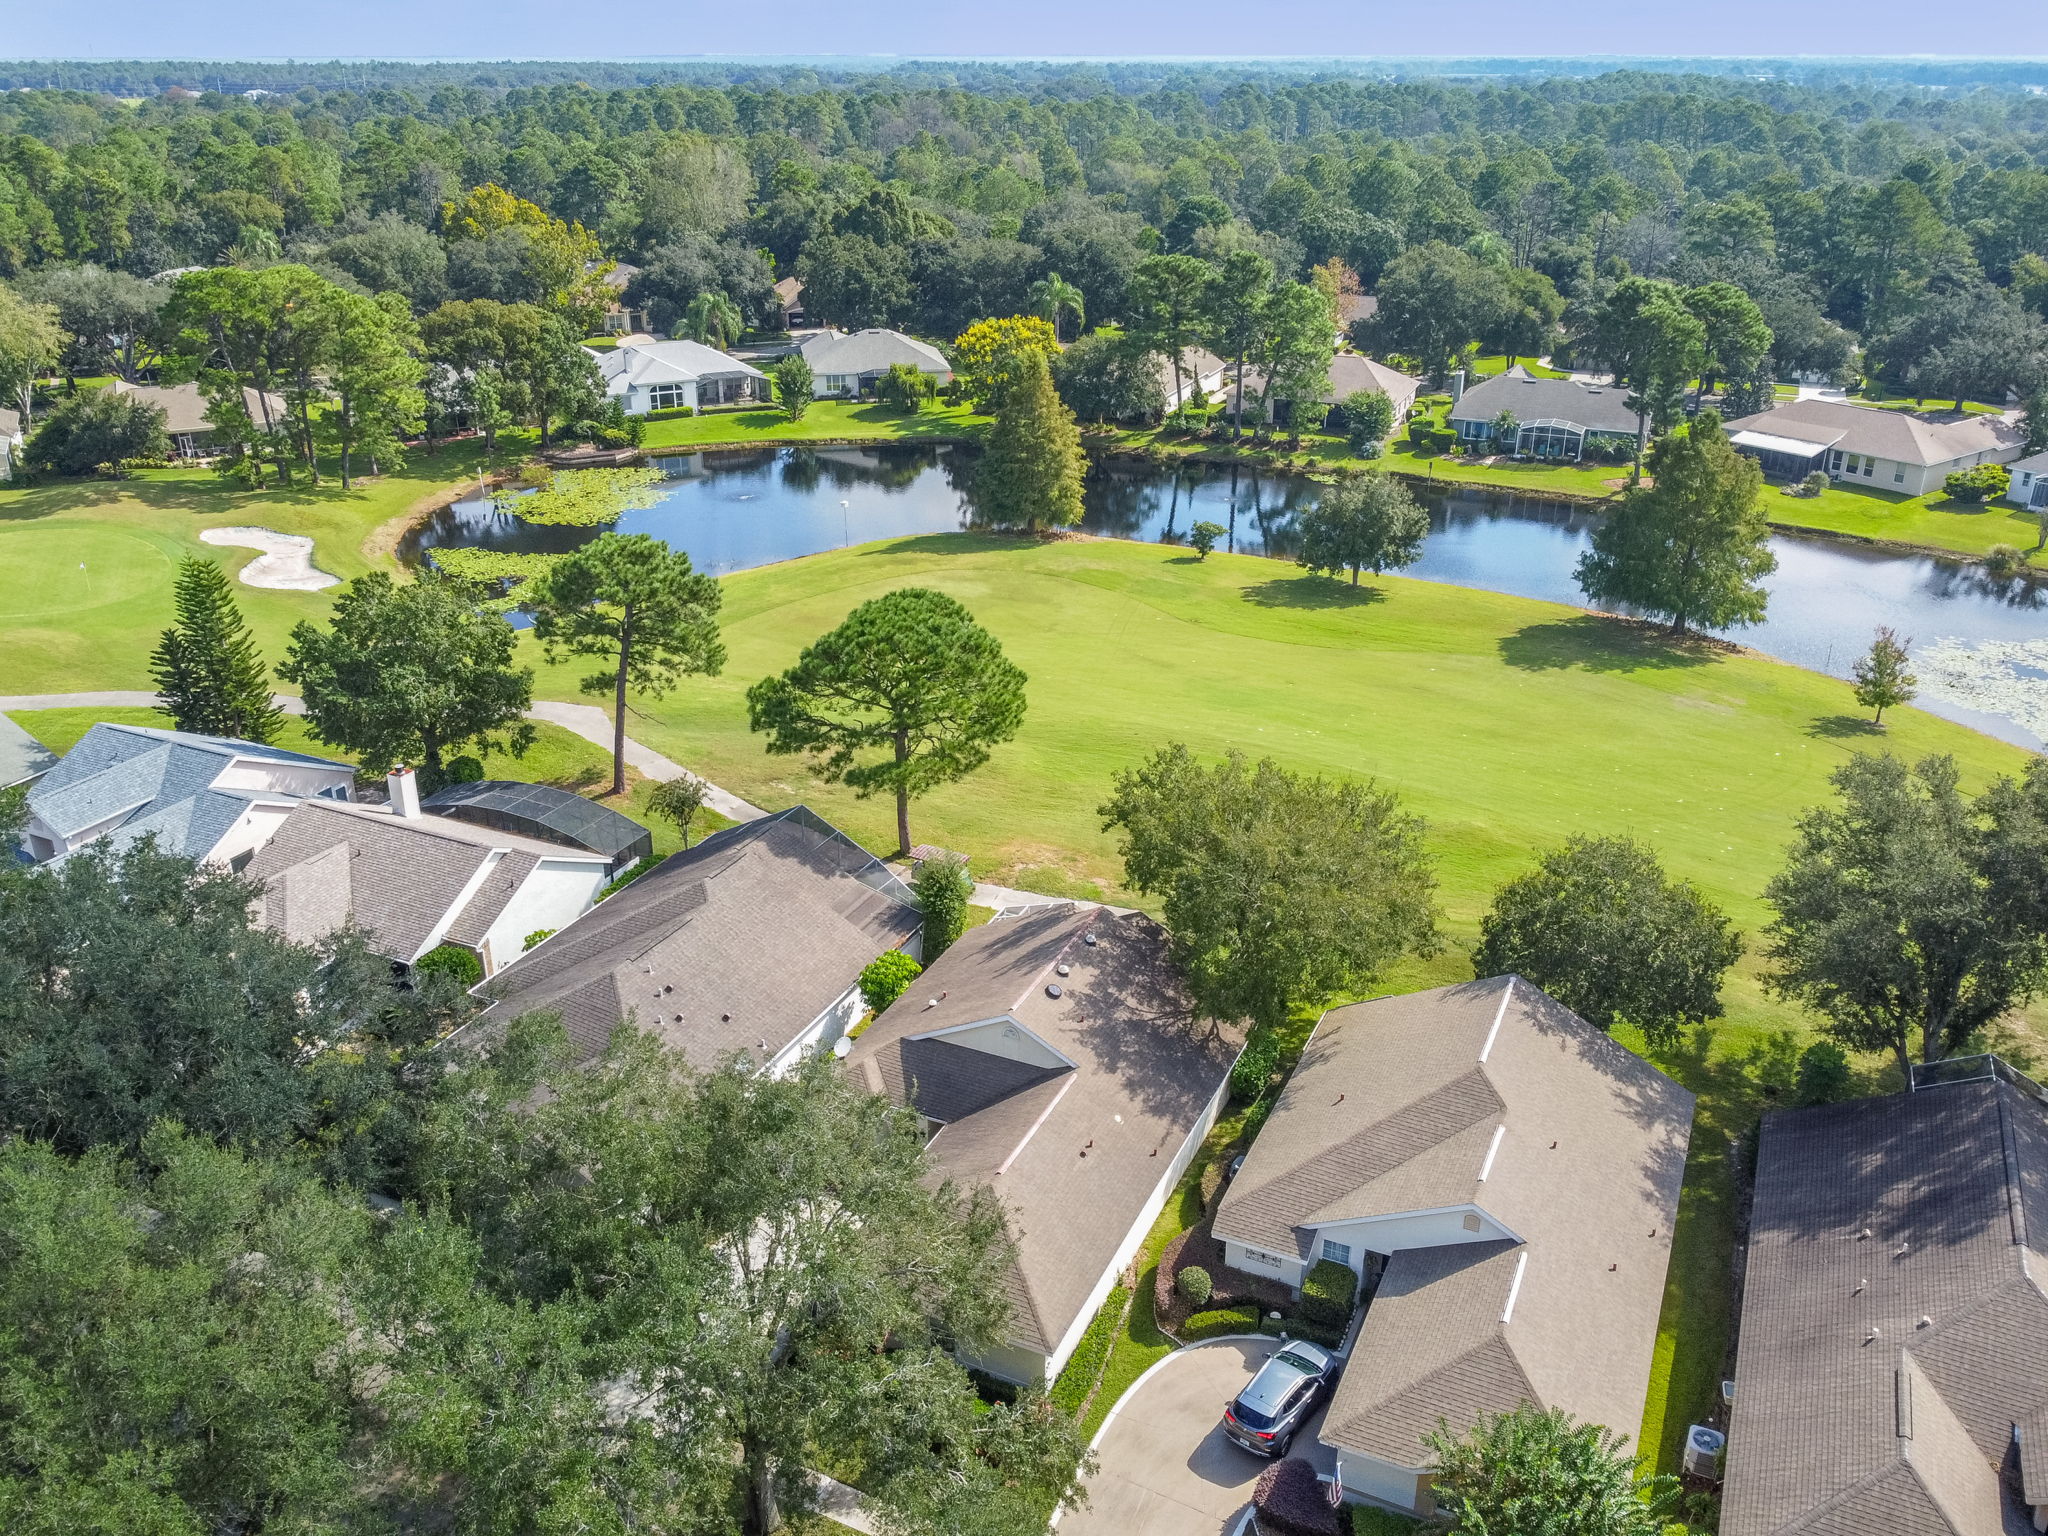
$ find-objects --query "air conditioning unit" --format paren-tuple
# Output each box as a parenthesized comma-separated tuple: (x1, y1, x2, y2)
(1683, 1424, 1727, 1482)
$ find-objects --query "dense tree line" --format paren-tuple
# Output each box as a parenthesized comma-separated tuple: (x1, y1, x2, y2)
(0, 68, 2043, 410)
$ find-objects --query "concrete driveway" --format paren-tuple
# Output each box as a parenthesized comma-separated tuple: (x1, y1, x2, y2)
(1060, 1338, 1337, 1536)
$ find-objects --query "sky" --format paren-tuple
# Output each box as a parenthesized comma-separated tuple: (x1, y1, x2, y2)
(6, 0, 2048, 65)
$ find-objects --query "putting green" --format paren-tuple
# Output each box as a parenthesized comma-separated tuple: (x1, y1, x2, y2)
(0, 526, 178, 619)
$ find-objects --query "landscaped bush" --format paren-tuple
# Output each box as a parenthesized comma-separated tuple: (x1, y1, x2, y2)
(1944, 462, 2011, 503)
(1199, 1156, 1228, 1210)
(1300, 1260, 1358, 1330)
(1048, 1283, 1128, 1414)
(643, 405, 698, 422)
(1794, 1040, 1853, 1105)
(912, 852, 973, 962)
(414, 943, 482, 987)
(1231, 1031, 1282, 1103)
(1176, 1266, 1213, 1305)
(523, 928, 556, 952)
(1252, 1456, 1342, 1536)
(859, 949, 923, 1012)
(1798, 470, 1830, 497)
(1180, 1305, 1260, 1341)
(443, 755, 484, 784)
(596, 856, 659, 902)
(1258, 1314, 1347, 1349)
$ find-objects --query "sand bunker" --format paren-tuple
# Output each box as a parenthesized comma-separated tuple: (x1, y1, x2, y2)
(200, 526, 340, 591)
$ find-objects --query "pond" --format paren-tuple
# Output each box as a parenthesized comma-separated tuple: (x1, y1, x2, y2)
(399, 443, 2048, 751)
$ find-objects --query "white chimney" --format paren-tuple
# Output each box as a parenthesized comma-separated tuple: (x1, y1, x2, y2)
(1449, 369, 1467, 403)
(387, 766, 422, 819)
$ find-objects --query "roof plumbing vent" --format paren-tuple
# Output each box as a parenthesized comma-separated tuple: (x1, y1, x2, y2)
(1082, 931, 1097, 947)
(1055, 962, 1071, 977)
(1046, 983, 1063, 999)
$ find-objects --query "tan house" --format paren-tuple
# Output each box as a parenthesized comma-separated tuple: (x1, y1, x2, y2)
(1723, 397, 2024, 495)
(110, 379, 288, 458)
(1212, 977, 1694, 1515)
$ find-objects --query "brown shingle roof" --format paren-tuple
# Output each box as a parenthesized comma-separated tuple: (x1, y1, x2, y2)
(842, 903, 1238, 1365)
(1722, 398, 2023, 469)
(249, 801, 582, 962)
(475, 806, 921, 1070)
(1217, 978, 1694, 1469)
(110, 379, 287, 438)
(1722, 1076, 2048, 1536)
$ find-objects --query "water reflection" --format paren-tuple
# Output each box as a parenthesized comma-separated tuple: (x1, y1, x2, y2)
(398, 444, 2048, 748)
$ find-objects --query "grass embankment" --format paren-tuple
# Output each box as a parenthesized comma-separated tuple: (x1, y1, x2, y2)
(532, 533, 2036, 1472)
(1764, 481, 2044, 564)
(6, 704, 731, 855)
(0, 437, 513, 694)
(637, 399, 987, 451)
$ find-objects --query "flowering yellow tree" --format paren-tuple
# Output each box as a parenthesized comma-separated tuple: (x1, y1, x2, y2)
(950, 314, 1061, 410)
(440, 183, 615, 335)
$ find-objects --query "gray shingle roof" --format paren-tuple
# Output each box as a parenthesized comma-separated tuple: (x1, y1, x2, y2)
(843, 903, 1238, 1368)
(248, 801, 582, 962)
(1231, 354, 1420, 413)
(1217, 978, 1694, 1470)
(1722, 398, 2024, 469)
(1448, 367, 1643, 435)
(798, 328, 950, 377)
(0, 713, 57, 788)
(1722, 1075, 2048, 1536)
(472, 806, 921, 1070)
(597, 338, 766, 387)
(25, 722, 350, 859)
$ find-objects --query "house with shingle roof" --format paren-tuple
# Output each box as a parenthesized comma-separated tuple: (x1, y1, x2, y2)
(1723, 397, 2024, 495)
(1722, 1058, 2048, 1536)
(797, 328, 951, 398)
(247, 777, 612, 976)
(20, 721, 355, 867)
(2004, 449, 2048, 511)
(0, 406, 21, 479)
(841, 902, 1238, 1384)
(467, 806, 921, 1077)
(1212, 977, 1693, 1515)
(594, 337, 767, 415)
(0, 712, 57, 790)
(109, 380, 289, 459)
(1447, 366, 1644, 460)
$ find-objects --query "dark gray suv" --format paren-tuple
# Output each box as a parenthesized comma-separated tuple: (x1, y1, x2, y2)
(1220, 1341, 1336, 1457)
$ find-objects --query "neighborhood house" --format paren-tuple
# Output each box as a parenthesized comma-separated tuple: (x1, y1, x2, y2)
(247, 768, 613, 976)
(109, 379, 290, 458)
(421, 778, 653, 877)
(841, 902, 1239, 1385)
(1722, 1057, 2048, 1536)
(595, 337, 768, 416)
(2008, 450, 2048, 510)
(1229, 352, 1420, 431)
(18, 722, 354, 867)
(1211, 977, 1694, 1515)
(0, 406, 20, 479)
(466, 806, 921, 1076)
(1446, 366, 1644, 460)
(1722, 397, 2024, 494)
(796, 327, 952, 397)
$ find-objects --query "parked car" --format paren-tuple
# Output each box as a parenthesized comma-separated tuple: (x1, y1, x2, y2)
(1220, 1341, 1336, 1457)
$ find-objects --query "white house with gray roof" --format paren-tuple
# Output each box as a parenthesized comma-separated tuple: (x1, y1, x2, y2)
(19, 721, 355, 867)
(1724, 397, 2024, 495)
(1212, 977, 1693, 1515)
(594, 337, 767, 415)
(2007, 449, 2048, 511)
(248, 770, 611, 975)
(1447, 366, 1644, 460)
(797, 328, 951, 398)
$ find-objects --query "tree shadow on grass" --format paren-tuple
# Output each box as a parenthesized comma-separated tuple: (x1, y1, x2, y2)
(1497, 614, 1725, 673)
(1807, 714, 1884, 740)
(1239, 575, 1388, 609)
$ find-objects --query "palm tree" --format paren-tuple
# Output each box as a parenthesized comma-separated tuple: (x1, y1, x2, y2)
(681, 291, 744, 351)
(1030, 272, 1085, 343)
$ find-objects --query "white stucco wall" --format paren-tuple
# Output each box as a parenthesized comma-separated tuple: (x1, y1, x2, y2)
(204, 800, 300, 869)
(2009, 461, 2048, 508)
(1306, 1205, 1518, 1277)
(478, 858, 610, 976)
(763, 983, 867, 1079)
(1221, 1237, 1307, 1290)
(211, 759, 354, 798)
(1335, 1450, 1431, 1515)
(914, 1014, 1071, 1070)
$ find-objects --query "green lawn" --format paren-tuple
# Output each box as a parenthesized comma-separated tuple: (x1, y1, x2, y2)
(1765, 480, 2044, 563)
(637, 400, 988, 451)
(0, 438, 512, 694)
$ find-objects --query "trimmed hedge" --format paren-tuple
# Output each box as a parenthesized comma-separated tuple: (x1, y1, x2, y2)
(1049, 1283, 1128, 1414)
(1176, 1266, 1213, 1305)
(1253, 1456, 1342, 1536)
(1301, 1260, 1358, 1330)
(1181, 1305, 1261, 1341)
(1261, 1315, 1347, 1350)
(414, 943, 482, 987)
(596, 856, 659, 902)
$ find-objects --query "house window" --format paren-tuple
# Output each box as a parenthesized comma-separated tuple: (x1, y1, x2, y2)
(1829, 450, 1843, 471)
(647, 383, 690, 411)
(1893, 467, 1905, 483)
(1320, 1239, 1352, 1267)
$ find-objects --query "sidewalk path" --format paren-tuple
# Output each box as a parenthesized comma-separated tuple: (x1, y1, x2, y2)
(0, 693, 768, 825)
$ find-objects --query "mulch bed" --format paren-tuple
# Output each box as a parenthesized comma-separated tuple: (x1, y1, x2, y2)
(1156, 1213, 1297, 1334)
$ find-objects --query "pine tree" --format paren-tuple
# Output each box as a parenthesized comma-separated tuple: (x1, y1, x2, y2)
(149, 558, 283, 743)
(973, 350, 1086, 531)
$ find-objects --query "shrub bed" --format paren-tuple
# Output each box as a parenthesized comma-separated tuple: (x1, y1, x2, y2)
(1181, 1305, 1261, 1341)
(1301, 1259, 1358, 1330)
(1048, 1283, 1128, 1415)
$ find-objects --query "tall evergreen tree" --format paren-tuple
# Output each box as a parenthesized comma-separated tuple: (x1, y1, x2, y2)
(149, 557, 282, 743)
(1575, 410, 1776, 636)
(973, 350, 1085, 530)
